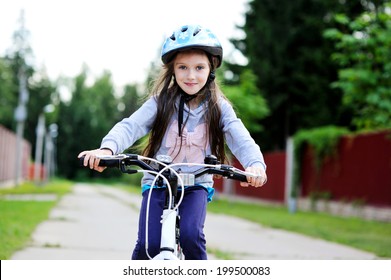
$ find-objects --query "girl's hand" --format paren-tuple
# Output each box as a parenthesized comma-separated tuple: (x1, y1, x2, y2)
(77, 148, 113, 172)
(240, 166, 267, 188)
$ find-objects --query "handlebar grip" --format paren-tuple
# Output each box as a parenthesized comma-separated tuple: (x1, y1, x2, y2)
(98, 159, 121, 168)
(227, 172, 247, 182)
(78, 156, 120, 168)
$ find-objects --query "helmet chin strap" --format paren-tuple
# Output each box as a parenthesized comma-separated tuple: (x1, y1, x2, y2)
(178, 92, 196, 137)
(177, 71, 215, 137)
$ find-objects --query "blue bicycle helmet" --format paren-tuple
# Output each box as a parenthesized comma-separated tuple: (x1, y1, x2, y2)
(161, 24, 223, 67)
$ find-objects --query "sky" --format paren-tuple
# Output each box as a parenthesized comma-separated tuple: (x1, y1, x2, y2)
(0, 0, 249, 93)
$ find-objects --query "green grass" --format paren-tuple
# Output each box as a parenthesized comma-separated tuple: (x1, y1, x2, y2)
(207, 198, 391, 258)
(0, 179, 73, 196)
(0, 200, 56, 259)
(0, 179, 73, 259)
(207, 247, 236, 260)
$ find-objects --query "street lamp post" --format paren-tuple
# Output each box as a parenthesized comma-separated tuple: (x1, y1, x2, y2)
(34, 113, 45, 183)
(44, 123, 58, 182)
(48, 123, 58, 178)
(14, 69, 29, 186)
(34, 104, 54, 184)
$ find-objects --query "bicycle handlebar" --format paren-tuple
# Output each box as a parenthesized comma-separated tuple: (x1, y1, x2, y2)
(78, 153, 249, 182)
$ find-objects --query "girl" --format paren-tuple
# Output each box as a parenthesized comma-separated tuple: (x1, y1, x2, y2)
(78, 24, 267, 260)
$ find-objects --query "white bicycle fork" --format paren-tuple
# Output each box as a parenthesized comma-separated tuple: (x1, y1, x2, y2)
(152, 209, 184, 260)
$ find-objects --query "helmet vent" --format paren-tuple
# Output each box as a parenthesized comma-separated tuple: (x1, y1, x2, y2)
(170, 33, 176, 41)
(181, 26, 188, 32)
(193, 26, 201, 36)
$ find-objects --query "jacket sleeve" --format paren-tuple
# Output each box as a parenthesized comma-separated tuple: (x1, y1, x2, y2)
(220, 99, 266, 171)
(100, 97, 157, 154)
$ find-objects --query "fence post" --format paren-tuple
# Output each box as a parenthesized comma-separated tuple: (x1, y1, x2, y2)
(285, 137, 297, 213)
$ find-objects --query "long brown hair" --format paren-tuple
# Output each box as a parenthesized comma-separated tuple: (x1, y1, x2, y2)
(142, 50, 228, 164)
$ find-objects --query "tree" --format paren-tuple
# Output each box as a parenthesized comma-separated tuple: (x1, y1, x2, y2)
(324, 2, 391, 129)
(25, 72, 56, 159)
(222, 69, 269, 134)
(231, 0, 373, 150)
(56, 68, 122, 179)
(0, 58, 16, 127)
(119, 84, 143, 120)
(1, 10, 57, 157)
(2, 10, 35, 132)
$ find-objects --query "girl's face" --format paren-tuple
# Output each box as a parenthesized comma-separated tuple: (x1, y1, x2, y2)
(174, 50, 211, 96)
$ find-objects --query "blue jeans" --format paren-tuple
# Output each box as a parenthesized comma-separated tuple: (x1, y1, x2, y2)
(131, 187, 208, 260)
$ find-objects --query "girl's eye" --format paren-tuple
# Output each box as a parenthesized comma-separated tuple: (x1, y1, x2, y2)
(196, 66, 205, 70)
(178, 65, 187, 70)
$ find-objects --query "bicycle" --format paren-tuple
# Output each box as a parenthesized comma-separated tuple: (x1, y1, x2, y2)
(79, 153, 259, 260)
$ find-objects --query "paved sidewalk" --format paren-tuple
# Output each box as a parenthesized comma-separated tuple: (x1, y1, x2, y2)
(11, 183, 376, 260)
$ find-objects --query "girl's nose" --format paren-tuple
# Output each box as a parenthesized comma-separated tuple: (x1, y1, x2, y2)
(187, 69, 196, 79)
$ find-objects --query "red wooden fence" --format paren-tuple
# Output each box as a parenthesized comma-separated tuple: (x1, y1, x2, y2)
(0, 124, 31, 184)
(301, 130, 391, 207)
(214, 130, 391, 208)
